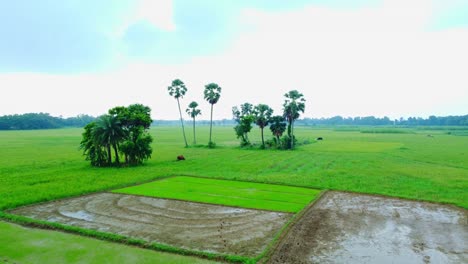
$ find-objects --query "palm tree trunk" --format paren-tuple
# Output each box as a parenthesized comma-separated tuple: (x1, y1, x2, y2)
(177, 98, 188, 147)
(113, 144, 119, 164)
(261, 127, 265, 147)
(193, 117, 196, 144)
(107, 144, 112, 165)
(209, 104, 214, 144)
(291, 120, 294, 149)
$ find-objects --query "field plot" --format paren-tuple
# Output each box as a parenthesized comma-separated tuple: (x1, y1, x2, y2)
(0, 221, 216, 264)
(9, 176, 322, 259)
(113, 176, 321, 213)
(11, 193, 291, 257)
(268, 191, 468, 264)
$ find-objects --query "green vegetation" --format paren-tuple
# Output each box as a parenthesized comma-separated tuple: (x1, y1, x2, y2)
(232, 90, 305, 150)
(233, 103, 255, 147)
(0, 220, 218, 264)
(1, 125, 467, 262)
(80, 104, 153, 166)
(269, 115, 287, 146)
(113, 176, 320, 213)
(203, 83, 222, 147)
(283, 90, 306, 149)
(0, 113, 96, 130)
(168, 79, 189, 147)
(253, 104, 274, 148)
(186, 101, 202, 144)
(1, 126, 467, 211)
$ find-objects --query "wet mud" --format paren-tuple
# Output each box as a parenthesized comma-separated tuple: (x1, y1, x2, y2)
(11, 193, 292, 257)
(268, 191, 467, 264)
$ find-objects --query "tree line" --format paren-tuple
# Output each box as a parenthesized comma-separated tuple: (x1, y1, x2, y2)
(298, 115, 468, 126)
(1, 113, 466, 132)
(0, 113, 95, 130)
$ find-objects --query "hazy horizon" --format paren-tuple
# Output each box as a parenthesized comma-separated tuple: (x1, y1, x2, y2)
(1, 0, 467, 120)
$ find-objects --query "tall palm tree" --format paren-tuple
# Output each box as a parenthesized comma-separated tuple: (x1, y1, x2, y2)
(283, 90, 306, 149)
(253, 104, 273, 148)
(168, 79, 188, 147)
(94, 114, 124, 165)
(186, 101, 201, 144)
(204, 83, 222, 146)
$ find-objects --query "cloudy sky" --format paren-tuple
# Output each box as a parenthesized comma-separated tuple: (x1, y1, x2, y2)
(1, 0, 467, 120)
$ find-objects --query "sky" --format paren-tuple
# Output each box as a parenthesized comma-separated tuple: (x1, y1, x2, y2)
(0, 0, 467, 120)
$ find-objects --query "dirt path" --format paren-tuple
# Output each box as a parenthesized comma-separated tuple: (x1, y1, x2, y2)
(268, 191, 467, 264)
(11, 193, 292, 257)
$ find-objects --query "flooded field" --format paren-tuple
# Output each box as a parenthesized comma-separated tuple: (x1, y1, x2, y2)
(268, 191, 467, 264)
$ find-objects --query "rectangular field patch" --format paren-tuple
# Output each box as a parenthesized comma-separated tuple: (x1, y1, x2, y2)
(11, 193, 292, 258)
(113, 176, 320, 213)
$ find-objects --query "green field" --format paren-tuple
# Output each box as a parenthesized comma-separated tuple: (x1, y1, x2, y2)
(113, 176, 320, 213)
(0, 221, 216, 264)
(1, 125, 467, 263)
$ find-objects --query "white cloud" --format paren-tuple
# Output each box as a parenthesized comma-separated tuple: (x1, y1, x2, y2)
(1, 0, 467, 120)
(109, 0, 176, 39)
(136, 0, 176, 31)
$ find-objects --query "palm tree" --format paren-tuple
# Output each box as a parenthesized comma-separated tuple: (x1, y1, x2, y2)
(80, 122, 107, 167)
(94, 114, 124, 165)
(204, 83, 222, 147)
(269, 115, 287, 145)
(253, 104, 273, 148)
(186, 101, 201, 144)
(283, 90, 306, 149)
(168, 79, 188, 147)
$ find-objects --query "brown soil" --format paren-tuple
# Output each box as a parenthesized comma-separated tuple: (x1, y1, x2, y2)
(11, 193, 292, 257)
(268, 191, 468, 264)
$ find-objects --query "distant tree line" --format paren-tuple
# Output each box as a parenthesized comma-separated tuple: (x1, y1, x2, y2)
(0, 113, 96, 130)
(1, 113, 466, 131)
(297, 115, 468, 126)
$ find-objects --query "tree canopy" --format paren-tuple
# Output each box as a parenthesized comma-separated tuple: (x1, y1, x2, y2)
(283, 90, 306, 149)
(233, 103, 255, 147)
(80, 104, 153, 167)
(253, 104, 273, 148)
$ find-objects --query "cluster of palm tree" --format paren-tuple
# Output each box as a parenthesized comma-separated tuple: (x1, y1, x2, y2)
(233, 90, 306, 149)
(80, 104, 153, 167)
(168, 79, 221, 148)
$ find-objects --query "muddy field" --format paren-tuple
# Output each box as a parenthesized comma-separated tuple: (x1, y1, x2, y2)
(268, 191, 467, 264)
(11, 192, 291, 257)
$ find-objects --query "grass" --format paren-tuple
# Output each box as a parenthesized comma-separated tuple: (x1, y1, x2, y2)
(113, 176, 320, 213)
(1, 125, 467, 262)
(0, 126, 466, 208)
(0, 221, 217, 264)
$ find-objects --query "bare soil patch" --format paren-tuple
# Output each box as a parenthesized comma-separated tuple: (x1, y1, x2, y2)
(268, 191, 467, 264)
(11, 193, 292, 257)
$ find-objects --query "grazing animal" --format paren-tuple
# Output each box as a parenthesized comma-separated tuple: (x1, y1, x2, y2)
(316, 137, 323, 140)
(177, 155, 185, 161)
